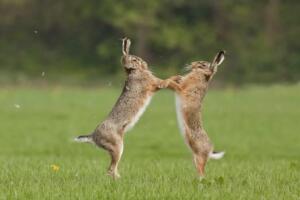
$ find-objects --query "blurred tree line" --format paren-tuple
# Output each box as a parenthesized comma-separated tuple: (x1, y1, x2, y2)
(0, 0, 299, 84)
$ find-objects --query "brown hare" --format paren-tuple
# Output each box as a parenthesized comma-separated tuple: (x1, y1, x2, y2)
(163, 51, 226, 177)
(75, 38, 169, 179)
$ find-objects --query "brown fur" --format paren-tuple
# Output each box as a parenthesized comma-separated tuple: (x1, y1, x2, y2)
(164, 51, 225, 177)
(76, 38, 168, 179)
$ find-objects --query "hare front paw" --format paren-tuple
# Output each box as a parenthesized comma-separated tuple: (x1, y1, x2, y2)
(158, 81, 169, 89)
(172, 75, 183, 83)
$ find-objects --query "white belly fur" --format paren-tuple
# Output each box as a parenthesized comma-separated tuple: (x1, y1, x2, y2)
(176, 94, 193, 152)
(175, 94, 185, 136)
(124, 95, 153, 132)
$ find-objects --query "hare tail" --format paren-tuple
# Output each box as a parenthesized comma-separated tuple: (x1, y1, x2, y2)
(209, 151, 225, 160)
(74, 134, 93, 143)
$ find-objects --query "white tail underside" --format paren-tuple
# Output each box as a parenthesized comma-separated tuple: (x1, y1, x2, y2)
(209, 151, 225, 160)
(74, 136, 93, 143)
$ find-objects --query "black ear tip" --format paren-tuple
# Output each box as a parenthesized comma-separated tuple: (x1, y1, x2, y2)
(220, 50, 226, 56)
(121, 37, 130, 43)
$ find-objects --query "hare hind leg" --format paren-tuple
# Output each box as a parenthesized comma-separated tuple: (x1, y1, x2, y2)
(193, 154, 209, 177)
(107, 141, 123, 179)
(185, 133, 211, 177)
(94, 133, 124, 179)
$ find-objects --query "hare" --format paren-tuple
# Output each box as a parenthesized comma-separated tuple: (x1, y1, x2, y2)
(75, 38, 168, 179)
(163, 51, 226, 177)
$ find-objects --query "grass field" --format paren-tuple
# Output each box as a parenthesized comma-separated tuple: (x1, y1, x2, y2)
(0, 85, 299, 199)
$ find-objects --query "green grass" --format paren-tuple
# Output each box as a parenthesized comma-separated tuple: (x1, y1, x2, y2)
(0, 85, 299, 199)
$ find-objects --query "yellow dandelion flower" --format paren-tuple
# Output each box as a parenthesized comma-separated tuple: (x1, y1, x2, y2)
(51, 164, 60, 172)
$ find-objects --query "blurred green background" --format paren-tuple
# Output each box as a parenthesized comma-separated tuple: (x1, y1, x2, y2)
(1, 1, 300, 198)
(1, 0, 299, 85)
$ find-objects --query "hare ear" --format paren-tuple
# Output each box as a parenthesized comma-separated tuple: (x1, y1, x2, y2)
(122, 37, 131, 55)
(211, 50, 225, 68)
